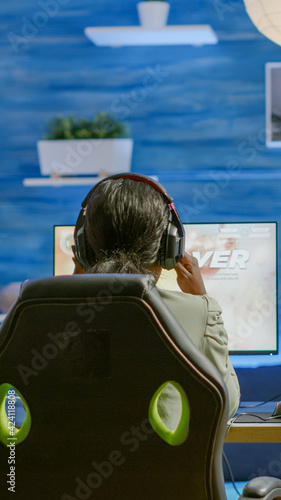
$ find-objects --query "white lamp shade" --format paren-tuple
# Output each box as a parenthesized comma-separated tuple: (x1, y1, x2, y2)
(244, 0, 281, 46)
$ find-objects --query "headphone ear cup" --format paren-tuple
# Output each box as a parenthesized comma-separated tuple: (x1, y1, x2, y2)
(159, 228, 168, 269)
(160, 221, 184, 270)
(74, 209, 96, 270)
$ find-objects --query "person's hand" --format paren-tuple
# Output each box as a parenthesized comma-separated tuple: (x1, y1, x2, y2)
(174, 252, 207, 295)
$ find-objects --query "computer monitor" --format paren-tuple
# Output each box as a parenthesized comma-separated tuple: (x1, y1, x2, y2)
(54, 221, 278, 355)
(53, 226, 75, 277)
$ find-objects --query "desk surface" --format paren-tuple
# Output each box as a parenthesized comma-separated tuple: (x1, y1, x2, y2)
(225, 402, 281, 443)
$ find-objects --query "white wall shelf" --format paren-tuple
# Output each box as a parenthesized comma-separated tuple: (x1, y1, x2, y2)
(23, 177, 103, 187)
(84, 25, 218, 47)
(23, 174, 159, 187)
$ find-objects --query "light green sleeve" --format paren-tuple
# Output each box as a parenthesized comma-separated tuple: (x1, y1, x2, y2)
(157, 288, 241, 418)
(201, 294, 241, 418)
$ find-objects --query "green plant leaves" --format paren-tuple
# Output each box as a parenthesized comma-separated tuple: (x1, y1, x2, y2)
(43, 112, 130, 140)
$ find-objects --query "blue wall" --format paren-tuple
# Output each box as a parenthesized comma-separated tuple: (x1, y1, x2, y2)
(1, 1, 281, 369)
(3, 0, 281, 483)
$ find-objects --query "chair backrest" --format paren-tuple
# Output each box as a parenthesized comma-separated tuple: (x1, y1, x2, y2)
(0, 274, 229, 500)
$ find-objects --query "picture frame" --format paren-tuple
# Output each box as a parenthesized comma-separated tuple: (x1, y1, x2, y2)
(266, 62, 281, 148)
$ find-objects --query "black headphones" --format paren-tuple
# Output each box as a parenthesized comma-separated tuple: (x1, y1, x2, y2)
(73, 173, 185, 270)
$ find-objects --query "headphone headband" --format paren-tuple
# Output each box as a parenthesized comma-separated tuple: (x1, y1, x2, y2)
(74, 173, 185, 270)
(81, 172, 173, 208)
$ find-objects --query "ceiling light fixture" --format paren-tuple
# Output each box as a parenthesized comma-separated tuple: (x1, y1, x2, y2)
(244, 0, 281, 46)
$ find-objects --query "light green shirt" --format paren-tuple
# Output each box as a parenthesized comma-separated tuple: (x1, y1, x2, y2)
(157, 288, 241, 419)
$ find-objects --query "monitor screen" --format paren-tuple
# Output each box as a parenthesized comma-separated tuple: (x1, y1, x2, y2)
(54, 222, 278, 355)
(53, 226, 75, 276)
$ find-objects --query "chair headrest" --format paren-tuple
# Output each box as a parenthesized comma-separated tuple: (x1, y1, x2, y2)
(19, 274, 156, 301)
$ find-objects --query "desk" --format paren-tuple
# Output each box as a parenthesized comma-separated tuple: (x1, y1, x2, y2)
(225, 402, 281, 443)
(225, 423, 281, 443)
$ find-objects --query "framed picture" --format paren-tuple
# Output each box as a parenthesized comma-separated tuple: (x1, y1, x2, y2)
(266, 62, 281, 148)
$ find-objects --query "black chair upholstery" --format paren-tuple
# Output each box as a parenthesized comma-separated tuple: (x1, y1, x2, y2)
(0, 274, 280, 500)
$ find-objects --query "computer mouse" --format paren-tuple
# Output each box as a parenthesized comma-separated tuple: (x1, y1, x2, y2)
(272, 401, 281, 416)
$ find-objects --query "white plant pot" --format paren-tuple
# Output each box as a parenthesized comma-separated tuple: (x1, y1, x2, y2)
(37, 138, 133, 177)
(137, 1, 170, 29)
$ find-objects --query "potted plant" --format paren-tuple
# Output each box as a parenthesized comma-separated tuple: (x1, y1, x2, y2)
(37, 112, 133, 177)
(137, 0, 170, 29)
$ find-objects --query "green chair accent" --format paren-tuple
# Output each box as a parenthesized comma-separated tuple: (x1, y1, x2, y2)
(0, 383, 31, 446)
(149, 381, 190, 446)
